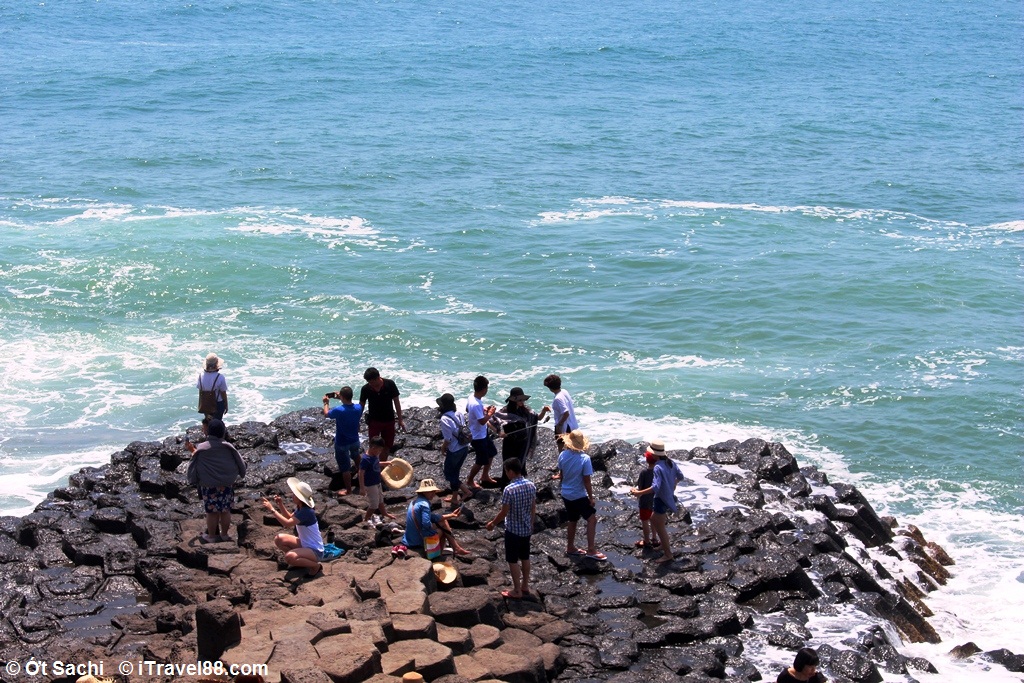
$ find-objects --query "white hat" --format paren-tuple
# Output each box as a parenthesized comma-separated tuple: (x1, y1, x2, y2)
(287, 477, 315, 508)
(204, 353, 224, 371)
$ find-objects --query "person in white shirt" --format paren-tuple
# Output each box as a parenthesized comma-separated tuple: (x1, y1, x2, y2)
(465, 375, 498, 490)
(544, 374, 578, 435)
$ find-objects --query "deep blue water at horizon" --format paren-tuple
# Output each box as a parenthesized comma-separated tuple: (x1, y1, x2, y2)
(1, 1, 1022, 678)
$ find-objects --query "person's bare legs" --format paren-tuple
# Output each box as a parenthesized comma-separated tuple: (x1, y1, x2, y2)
(585, 514, 598, 555)
(205, 512, 219, 538)
(508, 562, 523, 597)
(467, 463, 483, 489)
(653, 513, 673, 562)
(218, 511, 232, 538)
(566, 519, 581, 554)
(520, 559, 531, 596)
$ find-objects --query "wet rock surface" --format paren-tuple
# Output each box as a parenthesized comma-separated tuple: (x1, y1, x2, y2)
(0, 406, 1017, 681)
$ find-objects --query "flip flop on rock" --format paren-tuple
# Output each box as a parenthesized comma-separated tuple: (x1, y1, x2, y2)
(585, 552, 608, 561)
(566, 549, 585, 557)
(307, 563, 324, 578)
(501, 590, 524, 599)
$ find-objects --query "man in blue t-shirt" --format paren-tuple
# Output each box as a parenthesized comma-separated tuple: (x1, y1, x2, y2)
(324, 386, 363, 496)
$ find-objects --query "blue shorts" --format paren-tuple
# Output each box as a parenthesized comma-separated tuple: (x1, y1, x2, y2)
(335, 441, 360, 473)
(443, 447, 470, 489)
(200, 486, 234, 513)
(653, 497, 670, 515)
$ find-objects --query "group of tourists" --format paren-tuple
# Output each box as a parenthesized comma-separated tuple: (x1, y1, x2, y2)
(187, 355, 689, 585)
(185, 353, 827, 679)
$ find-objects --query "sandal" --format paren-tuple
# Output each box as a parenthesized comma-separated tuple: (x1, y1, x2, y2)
(585, 552, 608, 561)
(199, 533, 217, 544)
(501, 590, 523, 599)
(634, 540, 648, 548)
(307, 563, 324, 578)
(565, 549, 585, 557)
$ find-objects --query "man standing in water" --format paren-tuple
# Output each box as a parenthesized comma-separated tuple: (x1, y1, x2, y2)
(359, 367, 405, 456)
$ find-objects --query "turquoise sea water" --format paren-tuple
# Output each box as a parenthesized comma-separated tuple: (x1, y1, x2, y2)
(1, 0, 1022, 677)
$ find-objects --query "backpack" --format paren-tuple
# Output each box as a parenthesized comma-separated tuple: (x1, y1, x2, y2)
(198, 372, 221, 414)
(443, 411, 472, 447)
(455, 413, 472, 446)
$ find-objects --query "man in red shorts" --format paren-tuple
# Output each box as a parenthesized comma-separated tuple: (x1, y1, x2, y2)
(359, 367, 405, 456)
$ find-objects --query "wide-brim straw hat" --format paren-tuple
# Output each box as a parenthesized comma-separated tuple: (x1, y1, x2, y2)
(561, 430, 590, 452)
(415, 477, 442, 494)
(287, 477, 315, 508)
(433, 560, 458, 584)
(382, 458, 414, 490)
(204, 353, 224, 371)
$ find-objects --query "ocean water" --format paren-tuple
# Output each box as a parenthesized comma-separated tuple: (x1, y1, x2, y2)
(1, 0, 1021, 679)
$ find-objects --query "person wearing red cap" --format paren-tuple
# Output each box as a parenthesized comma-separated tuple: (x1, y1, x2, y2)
(630, 439, 684, 564)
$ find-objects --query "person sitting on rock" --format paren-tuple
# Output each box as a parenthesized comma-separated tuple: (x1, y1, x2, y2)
(557, 430, 606, 561)
(359, 436, 397, 523)
(777, 647, 826, 683)
(629, 440, 684, 564)
(261, 477, 325, 578)
(395, 478, 470, 558)
(185, 418, 246, 544)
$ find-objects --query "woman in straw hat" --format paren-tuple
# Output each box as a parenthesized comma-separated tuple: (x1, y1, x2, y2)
(630, 440, 685, 564)
(196, 353, 229, 420)
(556, 431, 606, 561)
(261, 477, 325, 577)
(395, 478, 470, 558)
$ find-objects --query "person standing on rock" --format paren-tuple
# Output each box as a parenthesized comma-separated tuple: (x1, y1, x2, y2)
(776, 647, 826, 683)
(396, 478, 471, 558)
(359, 436, 397, 523)
(197, 353, 229, 420)
(630, 440, 685, 564)
(543, 373, 578, 439)
(324, 385, 362, 496)
(632, 449, 659, 550)
(465, 375, 499, 490)
(261, 477, 325, 578)
(437, 393, 474, 509)
(359, 367, 405, 457)
(494, 387, 549, 478)
(185, 418, 246, 543)
(557, 430, 606, 561)
(486, 458, 537, 599)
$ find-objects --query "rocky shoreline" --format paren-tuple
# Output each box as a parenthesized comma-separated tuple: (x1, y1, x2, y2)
(1, 406, 1022, 683)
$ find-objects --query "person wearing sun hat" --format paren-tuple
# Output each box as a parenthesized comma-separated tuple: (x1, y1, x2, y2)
(557, 430, 606, 561)
(395, 478, 470, 558)
(494, 387, 549, 477)
(196, 353, 229, 419)
(630, 440, 685, 564)
(261, 477, 325, 577)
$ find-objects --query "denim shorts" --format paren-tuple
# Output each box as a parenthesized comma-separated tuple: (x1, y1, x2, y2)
(335, 441, 360, 473)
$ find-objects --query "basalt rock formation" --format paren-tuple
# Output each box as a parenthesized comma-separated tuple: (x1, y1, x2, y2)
(0, 406, 1018, 682)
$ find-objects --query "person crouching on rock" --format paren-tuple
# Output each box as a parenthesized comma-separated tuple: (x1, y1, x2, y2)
(777, 647, 826, 683)
(185, 418, 246, 544)
(395, 478, 470, 558)
(261, 477, 325, 578)
(630, 439, 685, 564)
